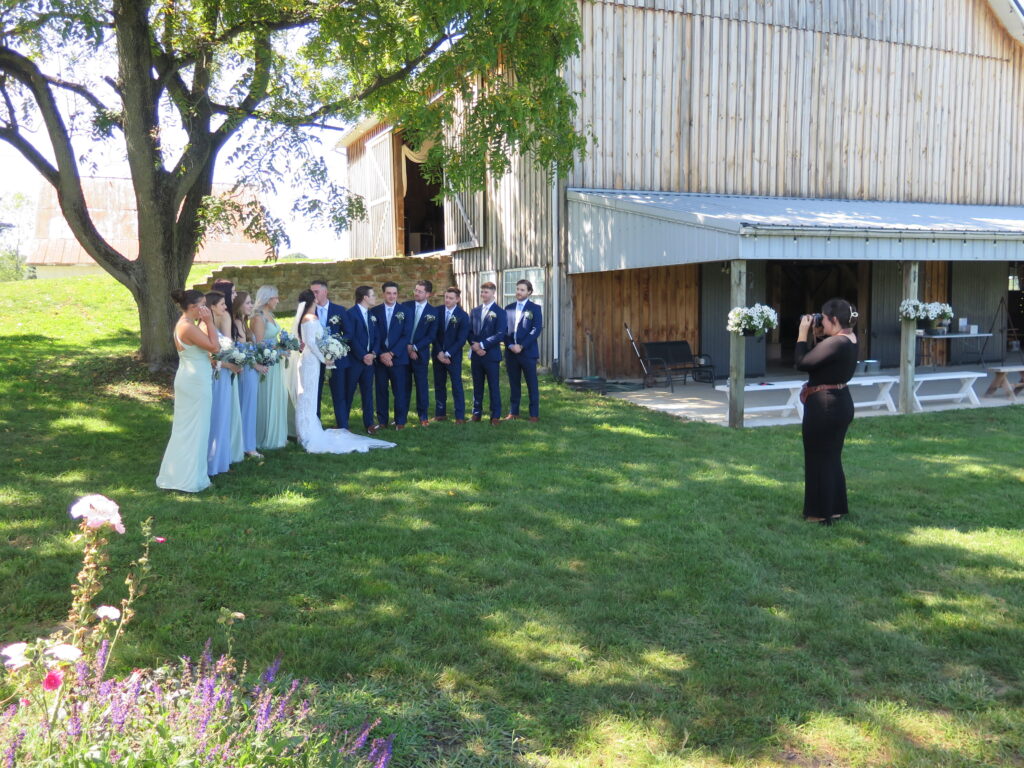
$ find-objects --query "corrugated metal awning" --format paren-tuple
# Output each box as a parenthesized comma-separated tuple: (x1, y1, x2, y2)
(567, 189, 1024, 274)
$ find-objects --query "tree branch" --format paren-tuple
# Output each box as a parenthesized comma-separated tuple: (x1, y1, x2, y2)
(355, 31, 452, 102)
(41, 74, 113, 115)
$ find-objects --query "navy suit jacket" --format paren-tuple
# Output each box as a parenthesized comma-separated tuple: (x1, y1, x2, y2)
(323, 302, 351, 369)
(435, 305, 471, 359)
(404, 300, 442, 360)
(504, 300, 543, 360)
(370, 303, 412, 365)
(468, 303, 507, 362)
(346, 305, 380, 361)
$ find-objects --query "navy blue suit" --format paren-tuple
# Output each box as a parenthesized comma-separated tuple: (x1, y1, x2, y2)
(370, 302, 411, 426)
(345, 305, 380, 429)
(315, 302, 351, 427)
(468, 303, 507, 419)
(403, 300, 441, 422)
(504, 299, 543, 418)
(433, 305, 471, 419)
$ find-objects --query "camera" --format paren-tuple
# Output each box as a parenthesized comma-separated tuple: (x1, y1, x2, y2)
(812, 313, 824, 328)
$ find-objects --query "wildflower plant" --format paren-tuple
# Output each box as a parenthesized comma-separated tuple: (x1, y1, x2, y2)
(0, 495, 393, 767)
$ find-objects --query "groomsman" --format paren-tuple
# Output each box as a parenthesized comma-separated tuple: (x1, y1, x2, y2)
(310, 279, 351, 427)
(345, 286, 381, 434)
(468, 281, 507, 424)
(503, 279, 543, 421)
(404, 280, 441, 426)
(433, 286, 471, 423)
(370, 281, 411, 429)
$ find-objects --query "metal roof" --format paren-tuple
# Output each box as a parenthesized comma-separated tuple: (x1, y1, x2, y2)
(566, 190, 1024, 273)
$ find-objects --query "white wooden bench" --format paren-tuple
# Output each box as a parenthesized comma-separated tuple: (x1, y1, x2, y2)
(911, 371, 986, 411)
(984, 365, 1024, 402)
(714, 375, 899, 418)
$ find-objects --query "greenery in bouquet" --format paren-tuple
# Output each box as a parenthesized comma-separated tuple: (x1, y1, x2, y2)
(318, 334, 350, 367)
(726, 303, 779, 336)
(0, 495, 393, 768)
(212, 336, 248, 379)
(252, 341, 281, 379)
(276, 331, 301, 368)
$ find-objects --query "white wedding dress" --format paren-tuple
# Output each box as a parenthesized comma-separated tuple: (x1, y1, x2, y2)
(295, 320, 395, 454)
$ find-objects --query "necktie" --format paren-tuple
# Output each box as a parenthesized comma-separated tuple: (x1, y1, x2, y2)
(413, 303, 423, 336)
(386, 306, 392, 332)
(318, 305, 327, 326)
(446, 309, 452, 326)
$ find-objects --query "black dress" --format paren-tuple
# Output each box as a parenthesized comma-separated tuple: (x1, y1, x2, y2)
(795, 334, 858, 520)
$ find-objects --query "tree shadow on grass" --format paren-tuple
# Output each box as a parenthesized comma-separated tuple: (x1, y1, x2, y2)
(3, 347, 1024, 766)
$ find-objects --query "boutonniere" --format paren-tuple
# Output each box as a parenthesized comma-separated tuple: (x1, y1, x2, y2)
(524, 311, 534, 321)
(425, 314, 436, 322)
(370, 315, 378, 323)
(328, 315, 340, 326)
(395, 311, 406, 322)
(449, 316, 458, 325)
(487, 311, 497, 320)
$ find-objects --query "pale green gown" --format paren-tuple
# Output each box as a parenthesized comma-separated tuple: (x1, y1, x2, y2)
(230, 373, 244, 463)
(257, 316, 288, 450)
(157, 331, 212, 493)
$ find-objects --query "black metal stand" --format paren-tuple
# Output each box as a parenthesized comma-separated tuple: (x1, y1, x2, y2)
(980, 296, 1023, 365)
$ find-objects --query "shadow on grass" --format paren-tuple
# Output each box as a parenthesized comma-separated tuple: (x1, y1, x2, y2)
(2, 331, 1023, 766)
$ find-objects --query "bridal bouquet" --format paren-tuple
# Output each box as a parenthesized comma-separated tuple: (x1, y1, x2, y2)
(318, 334, 350, 368)
(213, 337, 248, 379)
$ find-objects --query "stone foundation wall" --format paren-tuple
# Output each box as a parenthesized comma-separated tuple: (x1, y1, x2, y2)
(193, 256, 455, 312)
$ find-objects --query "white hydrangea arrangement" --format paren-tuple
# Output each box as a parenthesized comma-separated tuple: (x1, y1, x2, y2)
(898, 299, 953, 321)
(726, 304, 779, 335)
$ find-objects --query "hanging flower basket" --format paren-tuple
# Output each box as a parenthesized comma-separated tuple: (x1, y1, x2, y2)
(899, 299, 953, 322)
(727, 304, 779, 336)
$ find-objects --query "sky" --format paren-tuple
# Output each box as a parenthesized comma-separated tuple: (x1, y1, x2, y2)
(0, 128, 351, 261)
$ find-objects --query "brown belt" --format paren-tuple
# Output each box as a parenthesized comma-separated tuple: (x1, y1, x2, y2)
(800, 382, 847, 404)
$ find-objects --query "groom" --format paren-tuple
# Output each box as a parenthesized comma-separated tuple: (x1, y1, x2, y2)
(310, 279, 350, 428)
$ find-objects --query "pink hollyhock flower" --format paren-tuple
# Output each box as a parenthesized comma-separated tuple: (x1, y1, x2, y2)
(68, 494, 125, 534)
(19, 698, 30, 707)
(153, 537, 166, 543)
(95, 606, 121, 621)
(1, 642, 30, 670)
(45, 644, 83, 662)
(42, 669, 63, 690)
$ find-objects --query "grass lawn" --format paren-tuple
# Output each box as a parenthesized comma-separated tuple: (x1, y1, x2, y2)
(1, 272, 1022, 767)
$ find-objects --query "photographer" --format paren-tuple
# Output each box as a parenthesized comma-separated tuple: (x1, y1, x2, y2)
(795, 299, 859, 524)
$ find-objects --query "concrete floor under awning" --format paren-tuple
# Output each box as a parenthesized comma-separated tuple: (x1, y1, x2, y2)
(605, 365, 1021, 427)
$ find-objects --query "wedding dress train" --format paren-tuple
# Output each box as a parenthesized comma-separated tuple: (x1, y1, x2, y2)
(295, 320, 395, 454)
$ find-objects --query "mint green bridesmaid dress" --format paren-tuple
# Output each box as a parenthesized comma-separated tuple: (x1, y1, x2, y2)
(257, 317, 288, 450)
(157, 332, 213, 493)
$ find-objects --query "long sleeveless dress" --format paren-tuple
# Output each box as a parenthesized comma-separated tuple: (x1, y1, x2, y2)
(208, 330, 234, 476)
(229, 373, 244, 463)
(157, 330, 213, 493)
(237, 351, 259, 454)
(257, 316, 288, 450)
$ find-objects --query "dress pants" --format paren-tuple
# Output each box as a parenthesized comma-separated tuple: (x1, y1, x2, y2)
(505, 353, 539, 418)
(407, 357, 431, 421)
(375, 361, 409, 426)
(345, 361, 376, 429)
(471, 355, 502, 419)
(434, 356, 465, 419)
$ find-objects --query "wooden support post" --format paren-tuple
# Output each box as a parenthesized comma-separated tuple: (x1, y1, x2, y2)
(728, 259, 747, 428)
(899, 260, 919, 414)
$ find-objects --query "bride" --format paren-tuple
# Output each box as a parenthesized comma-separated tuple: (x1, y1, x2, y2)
(291, 290, 395, 454)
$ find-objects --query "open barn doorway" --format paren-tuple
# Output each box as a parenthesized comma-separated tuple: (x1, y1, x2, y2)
(401, 146, 444, 255)
(765, 261, 869, 367)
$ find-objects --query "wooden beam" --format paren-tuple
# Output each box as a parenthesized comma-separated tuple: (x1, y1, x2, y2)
(899, 260, 919, 414)
(729, 259, 747, 428)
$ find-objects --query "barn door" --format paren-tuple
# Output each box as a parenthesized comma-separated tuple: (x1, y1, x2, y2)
(444, 186, 483, 250)
(365, 130, 396, 258)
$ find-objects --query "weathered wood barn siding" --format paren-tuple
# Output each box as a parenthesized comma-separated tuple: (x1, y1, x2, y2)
(347, 124, 399, 259)
(566, 0, 1024, 203)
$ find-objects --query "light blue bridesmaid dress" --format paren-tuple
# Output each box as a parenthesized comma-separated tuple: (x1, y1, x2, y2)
(207, 331, 234, 476)
(256, 316, 288, 450)
(157, 329, 213, 493)
(237, 347, 259, 454)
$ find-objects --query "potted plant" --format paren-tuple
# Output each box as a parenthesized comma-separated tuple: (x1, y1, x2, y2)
(727, 304, 779, 337)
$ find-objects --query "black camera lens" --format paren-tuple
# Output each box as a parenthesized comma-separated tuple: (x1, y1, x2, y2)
(812, 313, 823, 327)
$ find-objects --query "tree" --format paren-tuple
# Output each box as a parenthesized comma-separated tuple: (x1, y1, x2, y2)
(0, 1, 586, 368)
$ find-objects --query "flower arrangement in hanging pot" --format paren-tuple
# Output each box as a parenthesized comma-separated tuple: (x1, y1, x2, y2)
(899, 299, 954, 334)
(726, 304, 779, 336)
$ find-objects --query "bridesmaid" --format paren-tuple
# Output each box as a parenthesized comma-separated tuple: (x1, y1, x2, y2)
(252, 285, 288, 450)
(157, 290, 219, 493)
(212, 279, 237, 316)
(232, 291, 266, 459)
(213, 279, 244, 464)
(206, 291, 242, 476)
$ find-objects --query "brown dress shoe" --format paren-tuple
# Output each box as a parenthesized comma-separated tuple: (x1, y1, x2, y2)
(420, 419, 430, 427)
(528, 417, 539, 422)
(395, 424, 405, 430)
(490, 417, 500, 425)
(503, 413, 519, 420)
(471, 414, 482, 422)
(454, 418, 466, 424)
(367, 425, 381, 435)
(434, 415, 447, 422)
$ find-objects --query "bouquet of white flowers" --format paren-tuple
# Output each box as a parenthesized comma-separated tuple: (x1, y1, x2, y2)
(899, 299, 953, 321)
(726, 304, 779, 336)
(318, 334, 350, 368)
(213, 336, 248, 379)
(252, 341, 280, 381)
